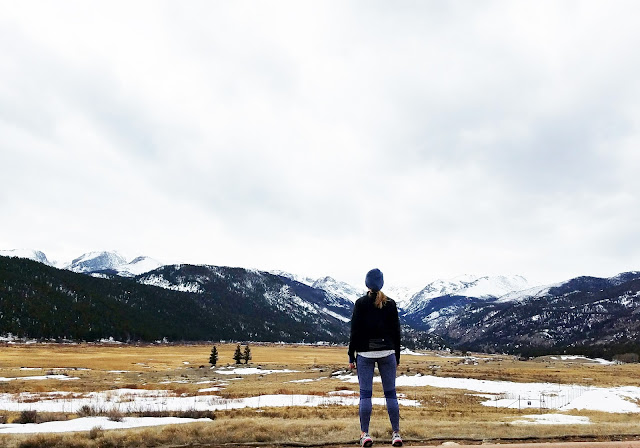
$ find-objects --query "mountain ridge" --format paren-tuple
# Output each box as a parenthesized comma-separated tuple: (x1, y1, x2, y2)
(2, 254, 640, 358)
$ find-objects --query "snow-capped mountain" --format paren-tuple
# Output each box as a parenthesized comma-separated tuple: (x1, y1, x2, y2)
(4, 251, 640, 355)
(269, 270, 317, 286)
(269, 271, 367, 303)
(113, 256, 164, 277)
(311, 276, 366, 303)
(137, 264, 353, 341)
(385, 285, 424, 309)
(404, 274, 532, 314)
(62, 251, 165, 277)
(0, 249, 52, 266)
(441, 271, 640, 356)
(65, 251, 128, 273)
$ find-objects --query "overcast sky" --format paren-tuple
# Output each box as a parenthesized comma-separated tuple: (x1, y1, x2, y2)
(2, 1, 640, 288)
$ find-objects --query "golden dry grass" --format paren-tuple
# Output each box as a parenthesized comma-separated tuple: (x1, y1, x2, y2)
(0, 343, 639, 448)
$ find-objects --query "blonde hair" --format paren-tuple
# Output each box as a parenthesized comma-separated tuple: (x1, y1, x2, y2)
(368, 289, 388, 309)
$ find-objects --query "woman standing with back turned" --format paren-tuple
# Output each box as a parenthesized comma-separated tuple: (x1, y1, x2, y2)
(348, 268, 402, 447)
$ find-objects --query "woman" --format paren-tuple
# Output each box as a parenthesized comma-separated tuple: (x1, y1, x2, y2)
(348, 268, 402, 447)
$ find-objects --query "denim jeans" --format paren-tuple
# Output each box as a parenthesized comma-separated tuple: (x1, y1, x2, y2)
(356, 353, 400, 433)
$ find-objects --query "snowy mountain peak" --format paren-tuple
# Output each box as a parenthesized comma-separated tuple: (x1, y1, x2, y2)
(269, 270, 316, 286)
(66, 251, 128, 273)
(384, 285, 424, 309)
(114, 256, 164, 277)
(0, 249, 52, 266)
(404, 274, 533, 314)
(311, 276, 366, 303)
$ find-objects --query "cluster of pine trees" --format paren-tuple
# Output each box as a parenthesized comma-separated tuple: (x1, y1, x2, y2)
(208, 344, 251, 366)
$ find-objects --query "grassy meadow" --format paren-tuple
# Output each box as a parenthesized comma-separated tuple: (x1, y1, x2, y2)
(1, 343, 640, 448)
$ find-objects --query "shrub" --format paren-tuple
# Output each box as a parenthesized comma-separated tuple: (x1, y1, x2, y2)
(18, 435, 54, 448)
(106, 409, 123, 422)
(177, 409, 216, 420)
(35, 412, 69, 423)
(77, 405, 99, 417)
(17, 410, 39, 424)
(88, 425, 104, 440)
(613, 353, 639, 363)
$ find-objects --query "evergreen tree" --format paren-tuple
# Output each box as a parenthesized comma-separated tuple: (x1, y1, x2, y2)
(242, 344, 252, 365)
(233, 344, 243, 364)
(209, 346, 218, 366)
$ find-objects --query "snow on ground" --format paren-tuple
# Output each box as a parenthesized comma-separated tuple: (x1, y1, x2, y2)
(215, 367, 299, 375)
(138, 275, 202, 293)
(0, 388, 420, 415)
(549, 355, 615, 365)
(0, 375, 79, 382)
(400, 348, 429, 356)
(0, 416, 211, 434)
(512, 414, 591, 425)
(337, 373, 640, 413)
(197, 387, 223, 393)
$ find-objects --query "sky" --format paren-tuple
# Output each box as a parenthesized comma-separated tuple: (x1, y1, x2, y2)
(2, 1, 640, 288)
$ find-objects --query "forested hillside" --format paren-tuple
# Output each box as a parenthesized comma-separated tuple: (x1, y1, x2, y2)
(0, 256, 349, 343)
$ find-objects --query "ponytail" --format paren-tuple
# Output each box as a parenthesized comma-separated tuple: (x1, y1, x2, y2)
(368, 289, 388, 309)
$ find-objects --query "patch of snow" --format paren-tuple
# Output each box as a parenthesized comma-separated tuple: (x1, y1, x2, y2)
(339, 374, 640, 413)
(0, 375, 79, 382)
(321, 308, 350, 323)
(0, 416, 211, 434)
(496, 284, 557, 303)
(328, 390, 357, 396)
(400, 348, 429, 356)
(139, 275, 203, 293)
(556, 355, 615, 365)
(0, 389, 419, 416)
(198, 387, 223, 393)
(215, 368, 299, 375)
(512, 414, 590, 425)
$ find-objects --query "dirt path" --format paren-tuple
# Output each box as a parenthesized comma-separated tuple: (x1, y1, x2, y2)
(410, 442, 640, 448)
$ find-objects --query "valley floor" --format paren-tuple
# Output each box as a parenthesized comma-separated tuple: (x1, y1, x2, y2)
(0, 343, 639, 448)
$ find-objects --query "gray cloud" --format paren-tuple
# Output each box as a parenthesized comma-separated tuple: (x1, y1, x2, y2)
(2, 1, 640, 287)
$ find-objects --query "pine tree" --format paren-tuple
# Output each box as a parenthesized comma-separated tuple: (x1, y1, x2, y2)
(242, 344, 252, 365)
(209, 346, 218, 366)
(233, 344, 243, 364)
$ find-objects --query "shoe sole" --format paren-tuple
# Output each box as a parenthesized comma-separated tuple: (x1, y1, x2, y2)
(362, 440, 373, 447)
(392, 441, 403, 447)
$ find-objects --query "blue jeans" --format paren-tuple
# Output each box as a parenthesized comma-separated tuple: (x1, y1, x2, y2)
(356, 353, 400, 433)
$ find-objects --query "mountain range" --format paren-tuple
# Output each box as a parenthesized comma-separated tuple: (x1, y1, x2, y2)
(2, 249, 640, 358)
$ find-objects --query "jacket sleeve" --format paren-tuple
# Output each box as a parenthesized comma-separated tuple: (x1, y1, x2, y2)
(392, 301, 401, 365)
(348, 300, 360, 364)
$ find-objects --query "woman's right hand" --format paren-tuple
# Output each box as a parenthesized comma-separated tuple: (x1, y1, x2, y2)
(349, 362, 356, 370)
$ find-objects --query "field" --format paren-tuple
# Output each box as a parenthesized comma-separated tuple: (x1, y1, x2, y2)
(1, 343, 640, 448)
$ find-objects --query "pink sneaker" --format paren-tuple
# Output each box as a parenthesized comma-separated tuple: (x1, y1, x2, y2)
(360, 433, 373, 447)
(391, 432, 403, 447)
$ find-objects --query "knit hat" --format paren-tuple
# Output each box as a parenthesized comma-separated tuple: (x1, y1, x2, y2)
(365, 268, 384, 291)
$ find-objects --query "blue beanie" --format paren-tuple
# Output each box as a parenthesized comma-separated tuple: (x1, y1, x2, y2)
(365, 268, 384, 291)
